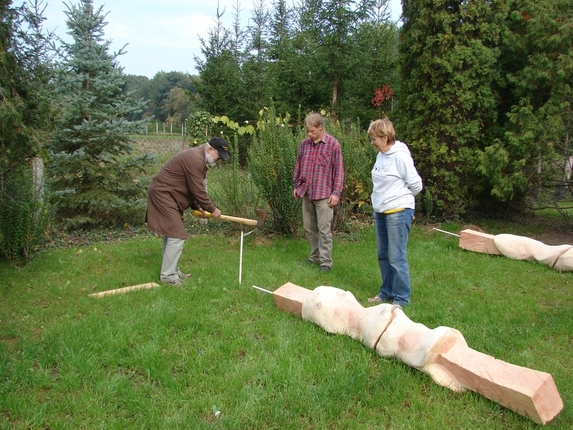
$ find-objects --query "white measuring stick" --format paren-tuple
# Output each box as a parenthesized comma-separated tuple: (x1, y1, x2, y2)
(239, 229, 256, 284)
(252, 285, 273, 294)
(432, 227, 461, 237)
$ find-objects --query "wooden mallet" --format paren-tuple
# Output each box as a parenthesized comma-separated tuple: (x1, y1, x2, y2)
(192, 209, 266, 229)
(192, 209, 267, 283)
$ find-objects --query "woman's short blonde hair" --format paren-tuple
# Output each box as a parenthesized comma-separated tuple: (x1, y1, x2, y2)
(367, 118, 396, 144)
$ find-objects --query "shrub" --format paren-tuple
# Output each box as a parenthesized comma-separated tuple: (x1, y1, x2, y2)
(210, 134, 265, 224)
(186, 110, 213, 144)
(327, 118, 376, 222)
(0, 161, 55, 265)
(249, 107, 301, 235)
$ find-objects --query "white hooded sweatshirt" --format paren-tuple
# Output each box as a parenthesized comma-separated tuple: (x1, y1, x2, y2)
(371, 140, 423, 213)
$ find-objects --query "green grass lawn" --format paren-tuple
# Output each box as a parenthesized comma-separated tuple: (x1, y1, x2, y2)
(1, 223, 572, 429)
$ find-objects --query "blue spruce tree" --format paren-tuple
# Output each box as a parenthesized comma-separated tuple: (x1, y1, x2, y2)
(50, 0, 154, 228)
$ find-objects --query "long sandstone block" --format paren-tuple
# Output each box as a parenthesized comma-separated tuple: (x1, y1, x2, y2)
(459, 229, 501, 255)
(269, 282, 563, 425)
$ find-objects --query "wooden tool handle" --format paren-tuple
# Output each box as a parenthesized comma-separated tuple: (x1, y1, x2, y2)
(219, 214, 258, 226)
(192, 210, 257, 226)
(89, 282, 160, 298)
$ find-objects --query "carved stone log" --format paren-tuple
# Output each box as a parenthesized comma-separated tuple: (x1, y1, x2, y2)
(459, 229, 573, 271)
(270, 283, 563, 425)
(494, 234, 572, 269)
(555, 247, 573, 271)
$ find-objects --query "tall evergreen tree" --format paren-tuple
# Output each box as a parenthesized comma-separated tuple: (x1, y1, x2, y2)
(344, 0, 399, 123)
(1, 0, 56, 264)
(317, 0, 376, 119)
(242, 0, 270, 120)
(49, 0, 154, 228)
(267, 0, 298, 115)
(293, 0, 330, 111)
(482, 0, 572, 208)
(267, 0, 323, 117)
(194, 5, 243, 120)
(400, 0, 506, 217)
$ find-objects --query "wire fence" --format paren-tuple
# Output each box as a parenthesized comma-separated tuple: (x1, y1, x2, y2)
(143, 122, 187, 136)
(131, 135, 190, 157)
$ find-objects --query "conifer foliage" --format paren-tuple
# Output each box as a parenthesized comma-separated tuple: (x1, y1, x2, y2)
(399, 0, 506, 217)
(0, 0, 41, 177)
(194, 0, 399, 124)
(399, 0, 572, 218)
(1, 0, 55, 265)
(49, 0, 154, 228)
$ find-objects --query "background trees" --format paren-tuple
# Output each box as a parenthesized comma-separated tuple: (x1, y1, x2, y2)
(194, 0, 400, 125)
(2, 0, 572, 262)
(123, 71, 197, 123)
(185, 0, 572, 222)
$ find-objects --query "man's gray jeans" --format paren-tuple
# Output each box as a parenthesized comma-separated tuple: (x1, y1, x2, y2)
(161, 237, 185, 282)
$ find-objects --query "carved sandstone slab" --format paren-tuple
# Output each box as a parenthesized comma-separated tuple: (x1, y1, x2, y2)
(272, 282, 311, 316)
(459, 229, 573, 271)
(459, 229, 501, 255)
(494, 234, 572, 268)
(438, 343, 562, 425)
(270, 283, 563, 425)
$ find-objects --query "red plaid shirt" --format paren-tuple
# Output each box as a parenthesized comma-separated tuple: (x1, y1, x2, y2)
(293, 133, 344, 201)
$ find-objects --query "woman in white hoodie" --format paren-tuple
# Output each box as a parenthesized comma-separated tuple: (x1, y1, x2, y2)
(367, 118, 423, 307)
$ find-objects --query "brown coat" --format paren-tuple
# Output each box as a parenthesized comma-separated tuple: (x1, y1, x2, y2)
(146, 146, 217, 239)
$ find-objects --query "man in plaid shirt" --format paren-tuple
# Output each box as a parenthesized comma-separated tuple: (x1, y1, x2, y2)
(293, 113, 345, 272)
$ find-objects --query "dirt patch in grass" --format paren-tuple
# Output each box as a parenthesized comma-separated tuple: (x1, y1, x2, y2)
(488, 215, 571, 246)
(526, 228, 571, 246)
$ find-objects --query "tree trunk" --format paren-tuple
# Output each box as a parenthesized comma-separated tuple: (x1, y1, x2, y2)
(331, 75, 338, 119)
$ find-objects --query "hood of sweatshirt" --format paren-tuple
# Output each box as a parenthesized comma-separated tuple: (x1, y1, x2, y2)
(385, 140, 411, 157)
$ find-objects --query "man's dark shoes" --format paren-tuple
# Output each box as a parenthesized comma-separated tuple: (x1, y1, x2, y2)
(320, 265, 331, 272)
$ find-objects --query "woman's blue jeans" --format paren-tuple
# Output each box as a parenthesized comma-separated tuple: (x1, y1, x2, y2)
(374, 208, 414, 305)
